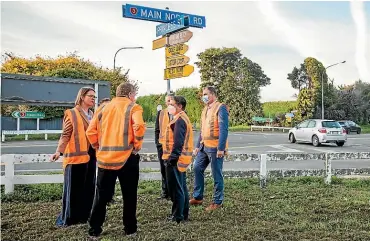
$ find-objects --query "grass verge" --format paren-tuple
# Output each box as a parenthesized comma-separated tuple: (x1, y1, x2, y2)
(1, 177, 370, 241)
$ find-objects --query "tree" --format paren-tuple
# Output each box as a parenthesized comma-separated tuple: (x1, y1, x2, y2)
(1, 53, 134, 118)
(195, 47, 271, 125)
(287, 63, 310, 91)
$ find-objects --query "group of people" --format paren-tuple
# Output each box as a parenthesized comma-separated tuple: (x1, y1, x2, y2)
(50, 83, 229, 239)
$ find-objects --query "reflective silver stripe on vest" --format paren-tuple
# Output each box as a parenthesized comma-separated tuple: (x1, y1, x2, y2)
(178, 162, 190, 168)
(99, 102, 135, 152)
(64, 151, 89, 157)
(97, 160, 126, 167)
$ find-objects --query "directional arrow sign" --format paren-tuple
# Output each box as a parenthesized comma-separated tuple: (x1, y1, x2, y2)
(164, 65, 194, 80)
(166, 56, 190, 68)
(12, 111, 45, 119)
(165, 44, 189, 58)
(152, 36, 167, 50)
(168, 30, 193, 46)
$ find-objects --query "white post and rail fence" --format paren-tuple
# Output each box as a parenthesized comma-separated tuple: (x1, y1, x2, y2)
(1, 152, 369, 194)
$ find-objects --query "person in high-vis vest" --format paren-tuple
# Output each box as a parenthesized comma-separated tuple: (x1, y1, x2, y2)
(86, 82, 146, 238)
(162, 96, 193, 223)
(190, 86, 229, 211)
(154, 92, 174, 199)
(50, 86, 97, 227)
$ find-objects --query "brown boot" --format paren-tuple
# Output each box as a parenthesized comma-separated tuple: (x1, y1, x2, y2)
(189, 198, 203, 205)
(205, 203, 222, 211)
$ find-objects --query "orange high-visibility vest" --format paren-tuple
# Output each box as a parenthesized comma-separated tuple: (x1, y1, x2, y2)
(63, 108, 90, 169)
(162, 111, 194, 172)
(200, 101, 229, 149)
(86, 97, 145, 170)
(158, 108, 170, 145)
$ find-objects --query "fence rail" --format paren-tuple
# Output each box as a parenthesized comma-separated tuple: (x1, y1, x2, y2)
(250, 125, 291, 132)
(1, 152, 370, 194)
(1, 130, 62, 142)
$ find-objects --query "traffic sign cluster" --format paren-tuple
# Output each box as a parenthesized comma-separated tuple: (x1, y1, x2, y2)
(122, 4, 206, 82)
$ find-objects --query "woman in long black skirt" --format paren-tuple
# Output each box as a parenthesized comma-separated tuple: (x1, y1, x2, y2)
(51, 87, 97, 227)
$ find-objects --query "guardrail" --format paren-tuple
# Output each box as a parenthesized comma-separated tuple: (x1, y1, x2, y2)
(1, 152, 370, 194)
(250, 125, 291, 132)
(1, 130, 62, 142)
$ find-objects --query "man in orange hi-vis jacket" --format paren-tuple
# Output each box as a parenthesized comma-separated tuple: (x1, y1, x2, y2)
(86, 82, 146, 239)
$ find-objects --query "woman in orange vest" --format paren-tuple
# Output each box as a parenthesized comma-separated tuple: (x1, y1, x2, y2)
(50, 86, 97, 227)
(162, 96, 193, 223)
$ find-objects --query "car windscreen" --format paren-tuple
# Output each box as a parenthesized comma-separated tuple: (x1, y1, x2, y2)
(322, 121, 341, 128)
(338, 122, 346, 125)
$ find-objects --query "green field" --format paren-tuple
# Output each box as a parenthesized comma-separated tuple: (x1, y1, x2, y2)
(262, 101, 297, 117)
(2, 177, 370, 241)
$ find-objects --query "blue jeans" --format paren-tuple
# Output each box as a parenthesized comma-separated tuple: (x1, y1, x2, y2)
(166, 163, 189, 222)
(192, 149, 224, 205)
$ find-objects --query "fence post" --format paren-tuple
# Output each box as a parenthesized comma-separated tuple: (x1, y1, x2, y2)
(324, 153, 332, 185)
(2, 133, 5, 142)
(25, 134, 28, 140)
(260, 154, 267, 189)
(45, 134, 48, 140)
(4, 156, 15, 194)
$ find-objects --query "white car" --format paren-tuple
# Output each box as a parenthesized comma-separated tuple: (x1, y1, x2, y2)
(288, 119, 347, 147)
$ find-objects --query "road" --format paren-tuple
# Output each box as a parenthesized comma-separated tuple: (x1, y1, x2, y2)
(1, 130, 369, 173)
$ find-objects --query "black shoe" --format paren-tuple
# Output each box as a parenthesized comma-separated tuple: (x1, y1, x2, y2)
(166, 215, 175, 222)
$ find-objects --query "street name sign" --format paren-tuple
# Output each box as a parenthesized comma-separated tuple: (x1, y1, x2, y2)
(165, 44, 189, 58)
(122, 4, 206, 28)
(168, 30, 193, 46)
(156, 16, 189, 37)
(166, 56, 190, 68)
(164, 65, 194, 79)
(12, 111, 45, 119)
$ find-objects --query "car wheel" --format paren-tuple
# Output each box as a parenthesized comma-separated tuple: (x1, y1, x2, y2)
(289, 133, 296, 143)
(312, 135, 321, 147)
(336, 141, 345, 147)
(357, 129, 361, 134)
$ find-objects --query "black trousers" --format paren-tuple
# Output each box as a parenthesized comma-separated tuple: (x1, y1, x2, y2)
(157, 145, 169, 197)
(56, 147, 96, 227)
(89, 154, 140, 236)
(165, 163, 189, 222)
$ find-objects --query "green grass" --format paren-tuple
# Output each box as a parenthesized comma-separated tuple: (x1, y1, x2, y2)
(361, 124, 370, 134)
(1, 177, 370, 241)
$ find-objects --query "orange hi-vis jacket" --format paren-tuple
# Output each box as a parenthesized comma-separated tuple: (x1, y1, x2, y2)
(158, 108, 170, 145)
(86, 97, 146, 170)
(200, 101, 229, 149)
(63, 107, 90, 169)
(162, 111, 194, 172)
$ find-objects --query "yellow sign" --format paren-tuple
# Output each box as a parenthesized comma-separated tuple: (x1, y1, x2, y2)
(164, 65, 194, 80)
(165, 44, 189, 58)
(166, 56, 190, 68)
(152, 36, 167, 50)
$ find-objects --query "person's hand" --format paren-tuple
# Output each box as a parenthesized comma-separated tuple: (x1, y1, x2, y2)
(192, 148, 199, 157)
(133, 148, 141, 155)
(217, 150, 225, 158)
(169, 158, 178, 166)
(50, 152, 61, 162)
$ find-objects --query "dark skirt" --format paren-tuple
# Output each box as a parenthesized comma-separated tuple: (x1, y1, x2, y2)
(56, 147, 96, 227)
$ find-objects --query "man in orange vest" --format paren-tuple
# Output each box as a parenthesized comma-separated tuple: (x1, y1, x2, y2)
(190, 86, 229, 211)
(162, 96, 193, 223)
(154, 92, 174, 199)
(86, 82, 146, 238)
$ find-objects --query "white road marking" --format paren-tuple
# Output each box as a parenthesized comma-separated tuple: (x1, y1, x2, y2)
(267, 145, 303, 153)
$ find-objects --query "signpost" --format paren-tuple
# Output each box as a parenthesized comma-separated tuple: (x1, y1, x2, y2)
(165, 44, 189, 57)
(12, 111, 45, 134)
(166, 56, 190, 68)
(164, 65, 194, 79)
(12, 111, 45, 119)
(122, 4, 206, 28)
(156, 16, 189, 37)
(122, 4, 205, 94)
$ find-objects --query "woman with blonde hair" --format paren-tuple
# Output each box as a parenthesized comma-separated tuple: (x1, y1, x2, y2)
(51, 86, 97, 227)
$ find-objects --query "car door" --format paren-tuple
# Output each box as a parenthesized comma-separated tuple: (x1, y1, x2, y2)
(295, 120, 309, 140)
(304, 120, 317, 141)
(348, 121, 357, 132)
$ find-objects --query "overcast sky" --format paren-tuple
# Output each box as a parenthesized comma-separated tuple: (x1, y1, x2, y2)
(1, 1, 370, 102)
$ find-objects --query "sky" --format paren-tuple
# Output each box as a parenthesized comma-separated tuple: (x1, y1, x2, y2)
(1, 1, 370, 102)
